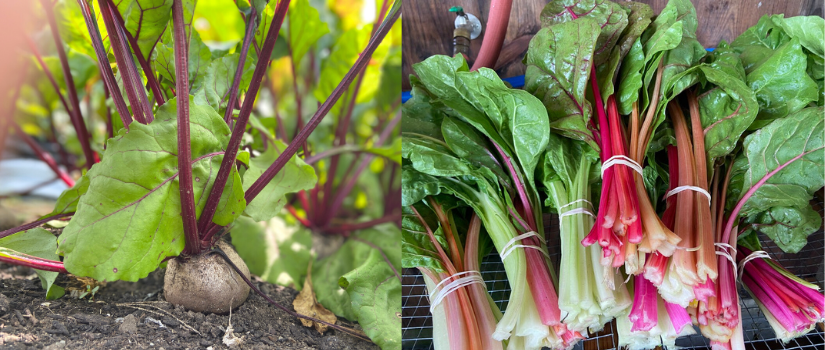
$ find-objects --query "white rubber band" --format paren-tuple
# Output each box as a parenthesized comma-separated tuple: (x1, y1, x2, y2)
(559, 199, 593, 210)
(601, 155, 644, 177)
(714, 242, 738, 279)
(499, 231, 551, 261)
(429, 271, 485, 311)
(664, 186, 712, 204)
(737, 250, 771, 282)
(559, 207, 595, 219)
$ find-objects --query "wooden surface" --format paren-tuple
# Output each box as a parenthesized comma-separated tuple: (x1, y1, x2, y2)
(402, 0, 824, 90)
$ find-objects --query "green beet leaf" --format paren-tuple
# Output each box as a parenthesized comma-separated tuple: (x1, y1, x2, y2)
(0, 228, 65, 299)
(154, 30, 213, 92)
(231, 215, 313, 290)
(524, 18, 601, 150)
(43, 174, 90, 218)
(287, 0, 329, 70)
(193, 53, 256, 112)
(313, 226, 401, 350)
(241, 139, 317, 222)
(58, 97, 244, 282)
(114, 0, 174, 60)
(315, 26, 391, 104)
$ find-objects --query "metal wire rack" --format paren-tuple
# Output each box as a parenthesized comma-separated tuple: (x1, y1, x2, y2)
(402, 199, 825, 350)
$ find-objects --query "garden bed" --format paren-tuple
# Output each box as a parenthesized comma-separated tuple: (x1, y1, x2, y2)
(0, 262, 377, 350)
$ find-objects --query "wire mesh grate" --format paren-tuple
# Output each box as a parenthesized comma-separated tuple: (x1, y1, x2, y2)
(402, 197, 825, 350)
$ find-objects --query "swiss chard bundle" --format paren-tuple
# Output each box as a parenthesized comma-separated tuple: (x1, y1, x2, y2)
(402, 54, 582, 349)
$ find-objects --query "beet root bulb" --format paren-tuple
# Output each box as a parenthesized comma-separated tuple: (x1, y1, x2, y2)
(163, 240, 250, 314)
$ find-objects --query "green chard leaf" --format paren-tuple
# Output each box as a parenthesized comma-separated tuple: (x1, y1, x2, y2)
(401, 204, 446, 273)
(524, 18, 601, 150)
(696, 60, 759, 161)
(728, 107, 824, 253)
(314, 226, 401, 350)
(241, 139, 317, 222)
(731, 14, 791, 72)
(744, 38, 818, 129)
(739, 205, 821, 254)
(539, 0, 628, 67)
(400, 165, 440, 207)
(231, 215, 313, 290)
(58, 97, 245, 282)
(539, 0, 636, 103)
(0, 228, 65, 299)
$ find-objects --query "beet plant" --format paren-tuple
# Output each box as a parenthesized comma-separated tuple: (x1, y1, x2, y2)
(0, 0, 401, 347)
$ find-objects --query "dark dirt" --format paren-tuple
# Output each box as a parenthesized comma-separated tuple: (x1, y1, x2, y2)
(0, 263, 378, 350)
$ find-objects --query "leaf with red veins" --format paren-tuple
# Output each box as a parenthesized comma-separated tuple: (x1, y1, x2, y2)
(524, 18, 601, 151)
(57, 97, 244, 282)
(540, 0, 628, 66)
(112, 0, 174, 60)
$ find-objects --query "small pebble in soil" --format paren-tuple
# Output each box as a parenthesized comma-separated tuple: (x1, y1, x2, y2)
(119, 314, 138, 333)
(46, 321, 69, 336)
(0, 293, 9, 313)
(43, 340, 66, 350)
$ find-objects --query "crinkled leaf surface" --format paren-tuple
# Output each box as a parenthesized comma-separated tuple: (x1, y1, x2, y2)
(231, 215, 312, 290)
(113, 0, 173, 60)
(400, 165, 440, 207)
(0, 228, 64, 299)
(539, 0, 628, 66)
(401, 204, 445, 273)
(744, 38, 818, 129)
(401, 136, 473, 178)
(241, 139, 317, 222)
(731, 14, 791, 72)
(771, 15, 824, 59)
(616, 2, 653, 58)
(314, 225, 401, 350)
(740, 205, 821, 254)
(697, 64, 758, 161)
(524, 19, 601, 150)
(287, 0, 329, 69)
(412, 55, 509, 150)
(58, 97, 244, 282)
(728, 107, 824, 252)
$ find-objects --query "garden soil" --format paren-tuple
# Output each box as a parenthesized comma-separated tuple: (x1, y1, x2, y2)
(0, 263, 378, 350)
